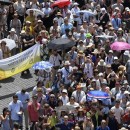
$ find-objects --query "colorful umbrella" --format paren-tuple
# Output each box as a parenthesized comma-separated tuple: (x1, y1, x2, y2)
(51, 0, 71, 8)
(33, 61, 53, 71)
(110, 42, 130, 51)
(26, 9, 44, 17)
(87, 90, 110, 99)
(0, 38, 16, 50)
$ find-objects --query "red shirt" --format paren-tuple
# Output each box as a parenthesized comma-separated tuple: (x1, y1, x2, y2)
(122, 113, 130, 124)
(28, 102, 40, 122)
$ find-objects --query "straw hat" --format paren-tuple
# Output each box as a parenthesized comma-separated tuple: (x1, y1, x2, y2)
(56, 12, 62, 16)
(86, 43, 94, 48)
(78, 51, 85, 56)
(118, 65, 126, 71)
(92, 49, 100, 54)
(98, 59, 106, 66)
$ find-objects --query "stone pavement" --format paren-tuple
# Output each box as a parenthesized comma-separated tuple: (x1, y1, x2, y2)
(0, 68, 37, 113)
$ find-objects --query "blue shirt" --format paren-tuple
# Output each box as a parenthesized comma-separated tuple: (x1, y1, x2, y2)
(96, 126, 110, 130)
(16, 91, 30, 109)
(111, 18, 121, 30)
(55, 122, 74, 130)
(61, 23, 73, 34)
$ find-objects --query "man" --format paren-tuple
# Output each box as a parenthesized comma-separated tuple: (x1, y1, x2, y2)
(21, 27, 35, 76)
(55, 115, 74, 130)
(16, 88, 30, 130)
(61, 17, 73, 34)
(60, 61, 73, 87)
(28, 95, 40, 130)
(97, 120, 110, 130)
(71, 84, 85, 103)
(111, 100, 124, 125)
(105, 50, 114, 65)
(8, 95, 23, 130)
(126, 59, 130, 85)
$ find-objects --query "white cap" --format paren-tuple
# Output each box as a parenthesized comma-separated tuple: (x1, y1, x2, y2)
(124, 50, 129, 56)
(62, 89, 67, 93)
(124, 91, 130, 95)
(98, 72, 103, 76)
(114, 56, 118, 60)
(10, 28, 16, 33)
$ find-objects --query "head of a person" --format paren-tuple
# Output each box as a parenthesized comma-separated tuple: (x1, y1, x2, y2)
(29, 10, 34, 16)
(3, 107, 9, 116)
(76, 84, 82, 92)
(32, 95, 38, 102)
(37, 88, 43, 95)
(50, 94, 55, 101)
(64, 61, 70, 68)
(64, 17, 68, 25)
(115, 100, 120, 108)
(101, 120, 107, 128)
(70, 96, 75, 104)
(120, 86, 126, 94)
(57, 99, 63, 106)
(1, 41, 6, 47)
(115, 82, 121, 89)
(37, 81, 43, 87)
(13, 122, 19, 129)
(10, 28, 16, 35)
(13, 95, 18, 103)
(64, 115, 69, 123)
(26, 21, 31, 27)
(62, 89, 68, 96)
(13, 13, 18, 19)
(21, 88, 26, 94)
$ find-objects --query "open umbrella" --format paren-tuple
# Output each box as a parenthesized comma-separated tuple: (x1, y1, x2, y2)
(47, 38, 76, 50)
(26, 9, 44, 17)
(0, 38, 16, 50)
(33, 61, 53, 71)
(51, 0, 71, 8)
(96, 35, 114, 39)
(0, 0, 12, 5)
(87, 90, 110, 99)
(76, 10, 95, 17)
(110, 42, 130, 51)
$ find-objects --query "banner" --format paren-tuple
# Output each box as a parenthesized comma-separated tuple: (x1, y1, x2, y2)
(0, 43, 41, 80)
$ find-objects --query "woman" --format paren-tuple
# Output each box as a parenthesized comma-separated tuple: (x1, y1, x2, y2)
(0, 41, 10, 59)
(7, 28, 19, 55)
(83, 117, 94, 130)
(7, 5, 15, 31)
(10, 13, 21, 36)
(0, 107, 11, 130)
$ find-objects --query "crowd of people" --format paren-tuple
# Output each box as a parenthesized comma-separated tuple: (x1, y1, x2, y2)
(0, 0, 130, 130)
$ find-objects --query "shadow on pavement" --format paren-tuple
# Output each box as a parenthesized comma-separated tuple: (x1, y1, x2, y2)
(20, 74, 33, 79)
(0, 77, 15, 83)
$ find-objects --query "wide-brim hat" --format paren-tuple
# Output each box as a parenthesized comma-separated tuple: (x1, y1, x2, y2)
(56, 12, 62, 16)
(78, 51, 85, 56)
(86, 33, 92, 38)
(73, 2, 79, 6)
(10, 28, 16, 33)
(98, 59, 106, 66)
(86, 43, 94, 48)
(92, 49, 100, 54)
(124, 50, 129, 56)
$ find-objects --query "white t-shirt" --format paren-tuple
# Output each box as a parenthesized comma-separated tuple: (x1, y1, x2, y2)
(111, 106, 124, 124)
(59, 96, 69, 105)
(8, 100, 23, 120)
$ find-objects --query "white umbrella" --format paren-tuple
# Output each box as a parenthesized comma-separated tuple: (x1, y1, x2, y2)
(76, 10, 95, 17)
(96, 35, 114, 39)
(0, 38, 16, 50)
(26, 9, 44, 17)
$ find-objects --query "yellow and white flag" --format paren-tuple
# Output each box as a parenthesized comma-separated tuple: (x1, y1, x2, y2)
(0, 43, 40, 80)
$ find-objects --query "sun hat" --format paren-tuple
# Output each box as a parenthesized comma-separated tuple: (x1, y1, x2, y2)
(86, 33, 92, 38)
(114, 57, 118, 60)
(109, 50, 113, 53)
(64, 61, 71, 66)
(73, 2, 79, 6)
(10, 28, 16, 33)
(78, 51, 85, 56)
(124, 91, 130, 95)
(123, 80, 128, 85)
(86, 43, 94, 48)
(124, 50, 129, 56)
(92, 49, 100, 54)
(62, 89, 67, 93)
(98, 59, 106, 66)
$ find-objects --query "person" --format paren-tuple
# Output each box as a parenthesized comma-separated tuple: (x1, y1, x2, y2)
(16, 88, 30, 130)
(83, 117, 94, 130)
(96, 120, 110, 130)
(0, 107, 11, 130)
(55, 115, 74, 130)
(21, 27, 34, 76)
(28, 95, 40, 130)
(8, 95, 23, 129)
(0, 41, 10, 59)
